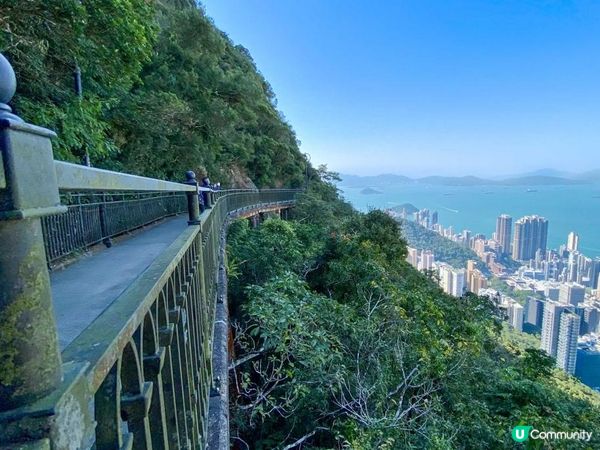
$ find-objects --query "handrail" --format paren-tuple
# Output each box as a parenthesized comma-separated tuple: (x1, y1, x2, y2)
(59, 190, 298, 449)
(55, 160, 196, 192)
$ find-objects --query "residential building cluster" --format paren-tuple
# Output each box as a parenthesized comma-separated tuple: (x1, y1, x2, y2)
(399, 206, 600, 377)
(406, 250, 487, 298)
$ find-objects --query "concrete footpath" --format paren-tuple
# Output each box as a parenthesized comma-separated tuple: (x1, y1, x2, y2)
(50, 215, 188, 350)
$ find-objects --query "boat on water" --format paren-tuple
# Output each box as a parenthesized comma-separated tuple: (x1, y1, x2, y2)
(578, 334, 600, 353)
(526, 188, 537, 193)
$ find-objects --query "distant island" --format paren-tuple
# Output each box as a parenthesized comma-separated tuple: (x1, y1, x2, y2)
(390, 203, 418, 215)
(360, 187, 383, 195)
(340, 170, 599, 188)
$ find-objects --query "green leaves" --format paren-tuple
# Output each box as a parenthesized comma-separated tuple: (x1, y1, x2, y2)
(1, 0, 156, 163)
(2, 0, 306, 186)
(228, 188, 600, 449)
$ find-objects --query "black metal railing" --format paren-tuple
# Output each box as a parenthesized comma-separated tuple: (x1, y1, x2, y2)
(42, 192, 187, 265)
(59, 189, 298, 449)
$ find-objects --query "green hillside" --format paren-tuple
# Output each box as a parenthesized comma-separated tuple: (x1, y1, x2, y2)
(0, 0, 306, 187)
(400, 219, 481, 271)
(228, 177, 600, 448)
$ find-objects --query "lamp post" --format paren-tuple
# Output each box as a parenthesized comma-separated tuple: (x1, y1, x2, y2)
(303, 152, 311, 190)
(73, 62, 90, 167)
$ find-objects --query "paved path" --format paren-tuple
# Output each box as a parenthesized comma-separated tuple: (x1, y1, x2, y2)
(51, 216, 188, 350)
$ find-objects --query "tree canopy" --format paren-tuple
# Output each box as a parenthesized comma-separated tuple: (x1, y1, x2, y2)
(0, 0, 306, 187)
(227, 177, 600, 449)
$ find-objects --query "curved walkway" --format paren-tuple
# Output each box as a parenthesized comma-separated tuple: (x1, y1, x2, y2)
(50, 215, 188, 350)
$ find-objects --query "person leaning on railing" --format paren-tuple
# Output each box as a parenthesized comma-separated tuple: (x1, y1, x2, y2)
(198, 187, 206, 212)
(201, 176, 211, 208)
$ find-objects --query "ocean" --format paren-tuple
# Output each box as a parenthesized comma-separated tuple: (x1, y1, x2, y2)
(576, 350, 600, 390)
(339, 183, 600, 258)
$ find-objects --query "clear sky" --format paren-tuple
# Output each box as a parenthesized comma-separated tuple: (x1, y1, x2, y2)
(202, 0, 600, 177)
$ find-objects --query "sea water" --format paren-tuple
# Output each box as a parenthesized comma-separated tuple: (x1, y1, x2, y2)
(339, 183, 600, 258)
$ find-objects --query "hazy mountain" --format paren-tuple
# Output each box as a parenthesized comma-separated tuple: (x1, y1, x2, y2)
(339, 173, 590, 187)
(508, 168, 572, 178)
(573, 169, 600, 183)
(500, 176, 586, 185)
(417, 175, 490, 186)
(339, 173, 413, 187)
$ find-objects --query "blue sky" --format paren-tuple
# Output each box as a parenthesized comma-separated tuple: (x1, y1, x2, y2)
(202, 0, 600, 176)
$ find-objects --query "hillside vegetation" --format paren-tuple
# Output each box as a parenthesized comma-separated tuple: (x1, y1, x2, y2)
(227, 175, 600, 448)
(0, 0, 306, 186)
(400, 219, 481, 271)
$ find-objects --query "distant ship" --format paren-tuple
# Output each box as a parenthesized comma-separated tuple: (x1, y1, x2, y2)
(526, 188, 537, 193)
(578, 334, 600, 352)
(442, 206, 459, 213)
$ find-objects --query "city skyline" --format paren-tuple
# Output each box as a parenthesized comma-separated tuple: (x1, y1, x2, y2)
(403, 204, 600, 380)
(203, 0, 600, 176)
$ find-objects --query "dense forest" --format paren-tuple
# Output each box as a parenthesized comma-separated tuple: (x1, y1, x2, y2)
(0, 0, 307, 187)
(400, 219, 483, 272)
(228, 175, 600, 449)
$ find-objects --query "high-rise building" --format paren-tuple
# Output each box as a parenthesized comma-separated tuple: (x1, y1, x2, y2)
(438, 264, 454, 295)
(508, 302, 524, 332)
(461, 230, 472, 246)
(556, 311, 580, 375)
(567, 251, 578, 283)
(578, 306, 600, 335)
(544, 285, 560, 301)
(525, 296, 545, 329)
(590, 258, 600, 290)
(431, 211, 438, 226)
(567, 232, 579, 252)
(451, 270, 466, 297)
(559, 282, 585, 306)
(467, 260, 477, 272)
(407, 247, 418, 268)
(415, 209, 431, 228)
(512, 215, 549, 261)
(495, 214, 512, 256)
(418, 250, 435, 271)
(466, 260, 490, 292)
(468, 269, 488, 293)
(474, 239, 487, 257)
(541, 301, 570, 357)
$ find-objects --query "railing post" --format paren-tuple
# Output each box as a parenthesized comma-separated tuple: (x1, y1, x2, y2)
(185, 170, 201, 225)
(99, 194, 112, 247)
(0, 54, 66, 410)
